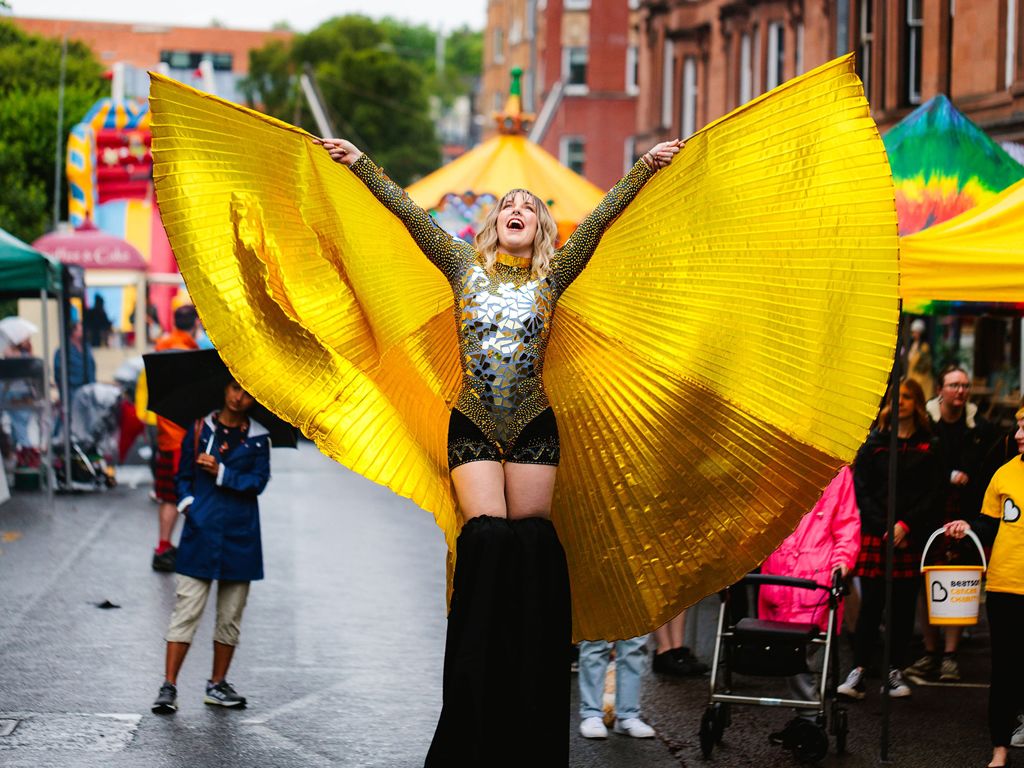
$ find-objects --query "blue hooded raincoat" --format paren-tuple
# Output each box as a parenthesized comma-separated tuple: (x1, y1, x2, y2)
(174, 412, 271, 581)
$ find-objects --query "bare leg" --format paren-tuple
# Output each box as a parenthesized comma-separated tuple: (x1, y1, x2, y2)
(164, 641, 190, 685)
(943, 625, 964, 654)
(451, 461, 507, 519)
(989, 746, 1008, 768)
(503, 463, 557, 519)
(919, 593, 940, 653)
(211, 641, 236, 683)
(655, 611, 686, 653)
(158, 502, 178, 543)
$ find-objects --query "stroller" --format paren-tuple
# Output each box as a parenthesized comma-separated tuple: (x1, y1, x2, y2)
(699, 572, 848, 764)
(54, 382, 122, 491)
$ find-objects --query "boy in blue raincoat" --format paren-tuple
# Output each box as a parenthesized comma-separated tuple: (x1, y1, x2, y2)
(151, 379, 271, 714)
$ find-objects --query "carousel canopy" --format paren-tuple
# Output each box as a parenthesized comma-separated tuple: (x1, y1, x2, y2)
(900, 177, 1024, 305)
(884, 94, 1024, 236)
(406, 68, 603, 240)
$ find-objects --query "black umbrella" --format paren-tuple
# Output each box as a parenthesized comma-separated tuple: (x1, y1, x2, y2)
(143, 348, 299, 448)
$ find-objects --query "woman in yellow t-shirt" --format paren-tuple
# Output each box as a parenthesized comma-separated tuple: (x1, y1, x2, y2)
(946, 407, 1024, 768)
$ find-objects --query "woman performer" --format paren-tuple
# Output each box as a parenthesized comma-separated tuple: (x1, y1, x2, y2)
(318, 136, 682, 766)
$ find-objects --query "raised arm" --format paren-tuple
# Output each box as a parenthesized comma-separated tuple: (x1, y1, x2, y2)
(317, 138, 470, 280)
(552, 139, 682, 291)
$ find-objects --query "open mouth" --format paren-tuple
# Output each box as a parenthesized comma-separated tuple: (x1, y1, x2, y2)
(506, 218, 525, 231)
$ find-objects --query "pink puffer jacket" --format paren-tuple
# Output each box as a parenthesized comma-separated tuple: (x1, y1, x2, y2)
(758, 466, 861, 631)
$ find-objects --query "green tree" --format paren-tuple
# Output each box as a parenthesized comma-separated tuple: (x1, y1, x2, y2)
(241, 15, 480, 185)
(0, 21, 104, 241)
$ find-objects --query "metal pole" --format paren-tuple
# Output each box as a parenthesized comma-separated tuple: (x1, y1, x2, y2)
(52, 36, 68, 230)
(880, 309, 905, 763)
(57, 284, 71, 490)
(39, 290, 54, 507)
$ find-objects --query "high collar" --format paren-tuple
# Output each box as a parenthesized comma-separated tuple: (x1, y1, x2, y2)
(495, 252, 532, 269)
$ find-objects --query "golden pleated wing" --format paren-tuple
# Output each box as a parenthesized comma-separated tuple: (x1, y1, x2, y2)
(149, 52, 899, 642)
(548, 54, 898, 640)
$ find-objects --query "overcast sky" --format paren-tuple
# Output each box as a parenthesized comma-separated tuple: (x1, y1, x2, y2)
(8, 0, 485, 32)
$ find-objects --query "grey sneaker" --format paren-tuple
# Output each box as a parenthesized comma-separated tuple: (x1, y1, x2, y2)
(939, 656, 961, 682)
(904, 654, 940, 682)
(151, 681, 177, 714)
(204, 679, 247, 708)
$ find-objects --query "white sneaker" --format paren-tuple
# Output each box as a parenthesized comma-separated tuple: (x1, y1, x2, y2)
(1010, 715, 1024, 748)
(579, 716, 608, 739)
(614, 717, 655, 738)
(837, 667, 866, 700)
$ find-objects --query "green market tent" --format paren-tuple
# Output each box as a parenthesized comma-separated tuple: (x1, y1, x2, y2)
(884, 94, 1024, 237)
(0, 227, 62, 295)
(0, 227, 71, 497)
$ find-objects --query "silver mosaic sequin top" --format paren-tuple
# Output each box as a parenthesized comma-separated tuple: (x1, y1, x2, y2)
(350, 154, 654, 447)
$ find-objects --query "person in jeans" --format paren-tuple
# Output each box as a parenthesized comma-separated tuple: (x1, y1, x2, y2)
(578, 635, 655, 739)
(151, 379, 271, 713)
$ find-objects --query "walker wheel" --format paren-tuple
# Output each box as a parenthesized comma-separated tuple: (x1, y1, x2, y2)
(791, 719, 829, 764)
(831, 705, 848, 754)
(699, 705, 720, 758)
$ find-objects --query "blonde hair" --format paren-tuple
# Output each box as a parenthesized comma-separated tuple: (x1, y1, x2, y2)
(475, 189, 558, 279)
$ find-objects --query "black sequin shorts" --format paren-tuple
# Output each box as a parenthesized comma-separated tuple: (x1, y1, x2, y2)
(447, 408, 560, 470)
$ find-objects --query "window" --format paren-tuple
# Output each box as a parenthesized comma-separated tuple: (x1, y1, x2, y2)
(905, 0, 923, 104)
(494, 91, 504, 112)
(565, 0, 591, 8)
(796, 22, 805, 75)
(509, 18, 522, 46)
(493, 27, 505, 64)
(623, 136, 637, 175)
(160, 51, 233, 71)
(681, 56, 697, 138)
(835, 0, 851, 55)
(561, 136, 585, 175)
(626, 45, 639, 94)
(857, 1, 873, 99)
(662, 39, 674, 127)
(740, 32, 752, 103)
(767, 22, 785, 89)
(564, 47, 588, 91)
(1007, 0, 1018, 88)
(752, 24, 761, 95)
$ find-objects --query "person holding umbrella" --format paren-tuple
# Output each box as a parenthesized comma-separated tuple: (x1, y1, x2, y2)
(147, 350, 295, 714)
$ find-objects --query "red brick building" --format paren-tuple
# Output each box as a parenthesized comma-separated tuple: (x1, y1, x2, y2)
(10, 16, 292, 101)
(482, 0, 643, 189)
(634, 0, 1024, 148)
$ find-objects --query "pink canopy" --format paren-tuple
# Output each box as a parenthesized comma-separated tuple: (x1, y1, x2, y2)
(33, 220, 146, 271)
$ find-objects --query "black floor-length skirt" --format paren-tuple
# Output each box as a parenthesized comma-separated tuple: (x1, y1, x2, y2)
(425, 514, 572, 768)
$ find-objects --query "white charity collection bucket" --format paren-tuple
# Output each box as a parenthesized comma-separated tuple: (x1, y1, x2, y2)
(920, 528, 988, 626)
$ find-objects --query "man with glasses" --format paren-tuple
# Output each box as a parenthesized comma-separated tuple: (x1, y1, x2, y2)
(905, 364, 996, 684)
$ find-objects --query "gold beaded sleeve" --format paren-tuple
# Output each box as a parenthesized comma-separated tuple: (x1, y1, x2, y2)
(348, 154, 474, 282)
(552, 159, 654, 293)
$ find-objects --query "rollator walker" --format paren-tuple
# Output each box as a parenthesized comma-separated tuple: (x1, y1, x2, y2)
(699, 572, 848, 763)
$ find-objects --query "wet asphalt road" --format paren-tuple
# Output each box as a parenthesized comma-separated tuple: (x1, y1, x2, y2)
(0, 442, 1004, 767)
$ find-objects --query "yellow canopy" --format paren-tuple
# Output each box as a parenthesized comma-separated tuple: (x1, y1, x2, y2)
(406, 134, 604, 233)
(900, 177, 1024, 304)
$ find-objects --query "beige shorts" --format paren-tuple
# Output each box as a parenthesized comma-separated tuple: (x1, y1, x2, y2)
(166, 574, 250, 646)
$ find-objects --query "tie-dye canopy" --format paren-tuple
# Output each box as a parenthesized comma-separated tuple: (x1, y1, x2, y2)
(884, 94, 1024, 236)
